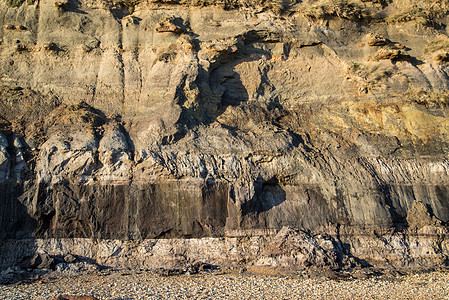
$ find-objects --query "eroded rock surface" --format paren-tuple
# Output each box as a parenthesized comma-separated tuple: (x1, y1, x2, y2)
(1, 0, 449, 272)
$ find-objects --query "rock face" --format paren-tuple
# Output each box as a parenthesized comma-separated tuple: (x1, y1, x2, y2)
(1, 0, 449, 271)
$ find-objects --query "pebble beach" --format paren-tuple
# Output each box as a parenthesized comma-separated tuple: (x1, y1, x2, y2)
(1, 270, 449, 300)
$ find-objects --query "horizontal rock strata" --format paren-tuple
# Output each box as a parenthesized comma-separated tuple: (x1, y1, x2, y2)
(1, 0, 449, 271)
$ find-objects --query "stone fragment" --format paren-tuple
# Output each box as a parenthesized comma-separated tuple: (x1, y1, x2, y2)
(64, 254, 77, 264)
(0, 267, 15, 284)
(407, 201, 442, 229)
(366, 33, 405, 49)
(56, 261, 100, 274)
(30, 253, 55, 270)
(155, 17, 185, 34)
(369, 49, 411, 61)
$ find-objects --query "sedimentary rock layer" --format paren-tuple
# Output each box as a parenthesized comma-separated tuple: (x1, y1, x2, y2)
(1, 0, 449, 270)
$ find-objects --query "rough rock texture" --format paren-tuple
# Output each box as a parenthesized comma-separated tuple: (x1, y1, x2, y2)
(53, 295, 99, 300)
(1, 0, 449, 272)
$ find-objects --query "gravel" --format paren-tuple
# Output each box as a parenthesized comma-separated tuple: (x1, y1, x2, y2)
(1, 270, 449, 299)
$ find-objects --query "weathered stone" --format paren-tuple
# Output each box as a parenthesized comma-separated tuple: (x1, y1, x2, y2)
(155, 17, 186, 34)
(369, 49, 412, 61)
(366, 33, 405, 49)
(407, 201, 442, 229)
(30, 253, 55, 270)
(0, 0, 449, 273)
(64, 254, 77, 264)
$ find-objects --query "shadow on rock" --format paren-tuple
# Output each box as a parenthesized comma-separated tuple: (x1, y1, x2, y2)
(155, 261, 219, 277)
(241, 176, 286, 215)
(0, 180, 39, 285)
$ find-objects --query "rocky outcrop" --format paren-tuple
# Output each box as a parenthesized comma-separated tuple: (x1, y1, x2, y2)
(1, 0, 449, 272)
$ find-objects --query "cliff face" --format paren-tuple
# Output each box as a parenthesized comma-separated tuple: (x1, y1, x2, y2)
(1, 0, 449, 271)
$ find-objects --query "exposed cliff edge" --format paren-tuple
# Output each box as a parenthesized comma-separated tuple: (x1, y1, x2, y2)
(1, 0, 449, 273)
